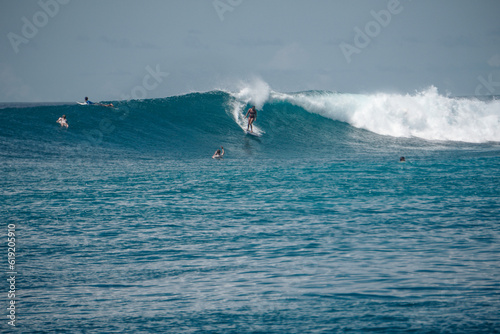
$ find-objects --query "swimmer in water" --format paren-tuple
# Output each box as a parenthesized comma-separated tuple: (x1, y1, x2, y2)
(56, 115, 68, 128)
(212, 146, 225, 159)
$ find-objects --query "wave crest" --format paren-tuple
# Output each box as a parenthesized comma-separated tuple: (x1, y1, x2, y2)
(251, 86, 500, 143)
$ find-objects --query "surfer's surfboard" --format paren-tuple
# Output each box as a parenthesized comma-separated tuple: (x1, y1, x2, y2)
(76, 101, 114, 108)
(245, 130, 262, 137)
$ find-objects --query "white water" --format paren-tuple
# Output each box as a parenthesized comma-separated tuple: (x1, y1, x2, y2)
(227, 78, 269, 135)
(274, 86, 500, 143)
(225, 80, 499, 143)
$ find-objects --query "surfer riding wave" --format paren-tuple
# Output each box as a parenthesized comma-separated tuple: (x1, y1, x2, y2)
(245, 106, 257, 132)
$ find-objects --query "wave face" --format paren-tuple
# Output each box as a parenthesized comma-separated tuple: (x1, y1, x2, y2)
(1, 85, 499, 160)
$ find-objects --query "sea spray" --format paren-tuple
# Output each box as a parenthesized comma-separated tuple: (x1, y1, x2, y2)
(227, 78, 270, 134)
(270, 86, 500, 143)
(233, 78, 271, 110)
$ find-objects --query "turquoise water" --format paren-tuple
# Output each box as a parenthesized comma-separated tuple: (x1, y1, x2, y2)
(1, 90, 500, 333)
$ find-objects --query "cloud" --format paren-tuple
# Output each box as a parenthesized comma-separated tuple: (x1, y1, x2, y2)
(230, 38, 284, 48)
(266, 43, 309, 71)
(438, 35, 479, 48)
(487, 54, 500, 67)
(99, 36, 161, 50)
(184, 30, 208, 49)
(136, 41, 161, 50)
(100, 36, 132, 49)
(0, 63, 34, 102)
(76, 35, 90, 42)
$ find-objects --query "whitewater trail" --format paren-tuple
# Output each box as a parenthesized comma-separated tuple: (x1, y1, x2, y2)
(227, 79, 271, 136)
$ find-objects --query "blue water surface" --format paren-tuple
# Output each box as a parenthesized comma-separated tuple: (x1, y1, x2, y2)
(1, 94, 499, 333)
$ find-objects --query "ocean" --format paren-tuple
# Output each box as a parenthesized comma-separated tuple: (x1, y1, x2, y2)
(1, 85, 499, 333)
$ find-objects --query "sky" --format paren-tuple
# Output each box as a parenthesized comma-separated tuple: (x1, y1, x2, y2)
(1, 0, 499, 102)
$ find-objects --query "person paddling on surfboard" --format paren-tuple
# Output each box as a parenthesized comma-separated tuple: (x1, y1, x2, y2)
(84, 96, 114, 108)
(245, 106, 257, 132)
(212, 146, 224, 159)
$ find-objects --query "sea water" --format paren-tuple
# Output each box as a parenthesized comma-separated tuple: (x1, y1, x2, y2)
(1, 86, 499, 333)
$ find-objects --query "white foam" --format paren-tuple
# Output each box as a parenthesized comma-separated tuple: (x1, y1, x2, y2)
(227, 78, 270, 135)
(232, 77, 271, 110)
(279, 87, 500, 143)
(224, 79, 499, 143)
